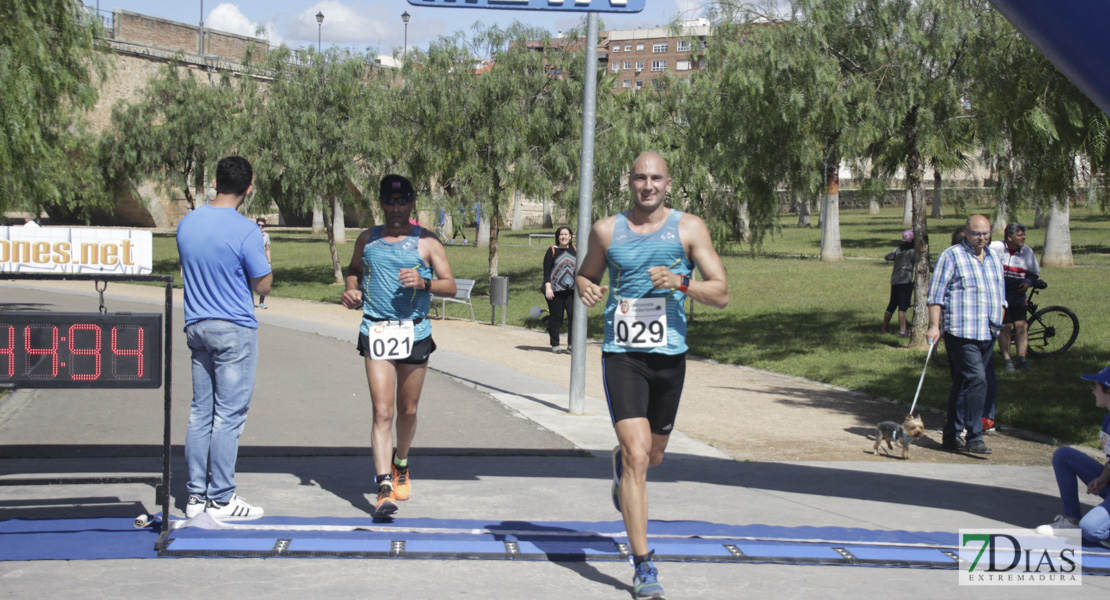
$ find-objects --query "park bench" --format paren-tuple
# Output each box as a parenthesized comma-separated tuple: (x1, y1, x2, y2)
(433, 278, 476, 321)
(528, 233, 555, 246)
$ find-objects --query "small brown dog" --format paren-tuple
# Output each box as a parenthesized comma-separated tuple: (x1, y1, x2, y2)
(873, 414, 926, 459)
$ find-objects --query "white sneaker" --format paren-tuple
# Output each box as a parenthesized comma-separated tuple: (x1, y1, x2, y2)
(1035, 514, 1079, 536)
(185, 496, 206, 519)
(206, 495, 264, 521)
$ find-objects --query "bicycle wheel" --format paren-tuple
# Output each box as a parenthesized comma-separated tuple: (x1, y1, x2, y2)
(1026, 305, 1079, 357)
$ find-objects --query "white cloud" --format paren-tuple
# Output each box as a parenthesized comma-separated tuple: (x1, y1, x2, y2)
(286, 1, 391, 47)
(207, 3, 283, 45)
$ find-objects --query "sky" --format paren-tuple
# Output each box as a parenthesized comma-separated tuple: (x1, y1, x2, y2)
(83, 1, 710, 56)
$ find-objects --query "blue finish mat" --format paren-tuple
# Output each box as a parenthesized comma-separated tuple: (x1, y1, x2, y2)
(4, 515, 1109, 574)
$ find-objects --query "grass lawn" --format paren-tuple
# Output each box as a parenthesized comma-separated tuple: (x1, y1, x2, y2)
(150, 204, 1110, 446)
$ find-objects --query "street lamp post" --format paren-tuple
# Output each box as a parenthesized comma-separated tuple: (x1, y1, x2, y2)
(316, 11, 324, 53)
(401, 11, 410, 57)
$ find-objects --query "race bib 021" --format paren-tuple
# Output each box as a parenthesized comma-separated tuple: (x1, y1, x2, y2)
(366, 320, 415, 360)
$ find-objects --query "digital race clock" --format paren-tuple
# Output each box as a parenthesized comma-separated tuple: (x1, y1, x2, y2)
(0, 312, 163, 389)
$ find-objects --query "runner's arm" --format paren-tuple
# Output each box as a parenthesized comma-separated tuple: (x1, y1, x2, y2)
(421, 232, 457, 298)
(575, 219, 612, 308)
(341, 230, 371, 309)
(675, 214, 729, 309)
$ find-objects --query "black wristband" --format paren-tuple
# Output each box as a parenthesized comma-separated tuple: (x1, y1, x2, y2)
(422, 277, 432, 292)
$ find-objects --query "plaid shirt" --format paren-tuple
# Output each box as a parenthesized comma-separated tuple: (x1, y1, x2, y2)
(927, 240, 1006, 341)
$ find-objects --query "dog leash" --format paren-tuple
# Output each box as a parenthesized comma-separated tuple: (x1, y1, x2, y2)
(908, 339, 936, 415)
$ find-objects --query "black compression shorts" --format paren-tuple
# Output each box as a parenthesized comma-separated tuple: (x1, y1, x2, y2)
(602, 351, 686, 435)
(357, 333, 436, 365)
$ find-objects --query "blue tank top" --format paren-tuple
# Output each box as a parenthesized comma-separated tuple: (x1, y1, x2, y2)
(360, 226, 433, 340)
(602, 209, 691, 355)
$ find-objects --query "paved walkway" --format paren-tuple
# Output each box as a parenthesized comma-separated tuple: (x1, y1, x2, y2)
(0, 280, 1107, 598)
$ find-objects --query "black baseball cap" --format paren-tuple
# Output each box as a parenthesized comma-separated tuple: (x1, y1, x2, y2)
(380, 174, 415, 200)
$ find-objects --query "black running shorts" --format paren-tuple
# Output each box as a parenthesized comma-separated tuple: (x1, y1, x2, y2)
(602, 351, 686, 435)
(1003, 290, 1028, 324)
(357, 333, 436, 365)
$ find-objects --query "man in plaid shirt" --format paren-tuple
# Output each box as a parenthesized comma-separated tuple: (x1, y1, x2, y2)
(926, 214, 1006, 455)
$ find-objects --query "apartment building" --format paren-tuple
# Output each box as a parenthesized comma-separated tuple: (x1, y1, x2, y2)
(604, 20, 711, 92)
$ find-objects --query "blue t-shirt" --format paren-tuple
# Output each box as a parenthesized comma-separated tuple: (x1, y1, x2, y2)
(177, 205, 271, 328)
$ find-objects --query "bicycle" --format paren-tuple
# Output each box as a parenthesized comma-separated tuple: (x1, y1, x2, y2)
(1021, 280, 1080, 357)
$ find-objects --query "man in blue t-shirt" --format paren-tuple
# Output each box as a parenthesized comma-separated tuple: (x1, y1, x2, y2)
(177, 156, 272, 521)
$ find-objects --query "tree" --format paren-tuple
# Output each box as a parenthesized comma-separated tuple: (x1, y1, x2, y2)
(971, 22, 1110, 269)
(393, 23, 584, 276)
(101, 63, 240, 214)
(690, 4, 870, 257)
(1, 0, 108, 213)
(245, 46, 383, 284)
(782, 0, 986, 346)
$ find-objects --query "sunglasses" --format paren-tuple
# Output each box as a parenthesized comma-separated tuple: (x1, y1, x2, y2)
(381, 195, 414, 206)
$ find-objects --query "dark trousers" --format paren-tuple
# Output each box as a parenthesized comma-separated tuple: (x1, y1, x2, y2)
(943, 333, 994, 444)
(546, 289, 575, 347)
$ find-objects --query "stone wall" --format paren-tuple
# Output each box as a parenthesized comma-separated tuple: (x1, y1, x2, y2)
(113, 10, 267, 63)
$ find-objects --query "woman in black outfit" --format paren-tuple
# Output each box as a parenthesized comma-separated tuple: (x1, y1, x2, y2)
(542, 226, 577, 353)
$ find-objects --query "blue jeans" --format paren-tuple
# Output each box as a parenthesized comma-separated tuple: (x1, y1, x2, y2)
(943, 334, 993, 444)
(982, 357, 997, 422)
(1052, 447, 1110, 544)
(185, 320, 258, 503)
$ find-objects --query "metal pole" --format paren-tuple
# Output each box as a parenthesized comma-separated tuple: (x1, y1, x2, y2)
(199, 0, 204, 55)
(568, 12, 599, 415)
(318, 24, 321, 53)
(404, 23, 408, 56)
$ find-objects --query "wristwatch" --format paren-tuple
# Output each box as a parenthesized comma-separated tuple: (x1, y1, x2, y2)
(676, 275, 690, 293)
(422, 277, 432, 292)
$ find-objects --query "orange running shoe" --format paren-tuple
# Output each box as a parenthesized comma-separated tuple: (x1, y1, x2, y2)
(373, 484, 398, 518)
(392, 452, 411, 501)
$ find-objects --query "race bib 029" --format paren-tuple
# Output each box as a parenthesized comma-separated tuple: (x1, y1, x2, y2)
(614, 296, 667, 348)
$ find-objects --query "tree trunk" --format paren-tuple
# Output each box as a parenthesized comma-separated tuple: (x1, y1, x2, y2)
(488, 199, 501, 277)
(511, 189, 524, 231)
(820, 148, 843, 262)
(868, 198, 881, 215)
(1033, 205, 1047, 229)
(332, 197, 346, 245)
(1041, 198, 1074, 267)
(312, 198, 325, 234)
(931, 168, 943, 218)
(903, 107, 931, 349)
(737, 198, 751, 242)
(796, 191, 811, 227)
(902, 188, 913, 226)
(542, 195, 553, 229)
(477, 201, 491, 248)
(321, 197, 344, 284)
(994, 197, 1010, 235)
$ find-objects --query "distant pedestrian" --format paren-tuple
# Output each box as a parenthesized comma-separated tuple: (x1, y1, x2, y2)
(542, 226, 577, 353)
(881, 229, 915, 336)
(177, 156, 272, 521)
(255, 218, 271, 309)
